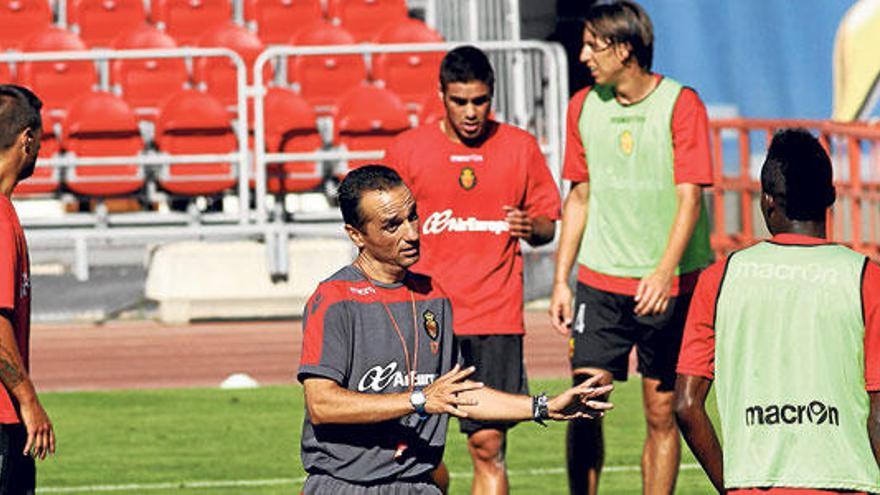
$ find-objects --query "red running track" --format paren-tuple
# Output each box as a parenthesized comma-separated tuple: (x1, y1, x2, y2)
(30, 311, 572, 392)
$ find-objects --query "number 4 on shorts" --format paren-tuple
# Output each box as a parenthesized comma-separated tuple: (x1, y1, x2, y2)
(574, 303, 586, 334)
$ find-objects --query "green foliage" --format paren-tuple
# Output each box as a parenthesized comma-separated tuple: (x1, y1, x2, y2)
(36, 378, 718, 494)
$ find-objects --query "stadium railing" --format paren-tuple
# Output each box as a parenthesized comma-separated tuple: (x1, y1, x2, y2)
(709, 118, 880, 261)
(7, 40, 568, 280)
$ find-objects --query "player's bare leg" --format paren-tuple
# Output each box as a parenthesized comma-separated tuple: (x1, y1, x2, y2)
(567, 368, 613, 495)
(641, 376, 680, 495)
(431, 462, 450, 494)
(467, 428, 508, 495)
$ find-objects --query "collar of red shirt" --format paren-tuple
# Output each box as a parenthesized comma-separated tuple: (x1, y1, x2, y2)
(770, 233, 831, 246)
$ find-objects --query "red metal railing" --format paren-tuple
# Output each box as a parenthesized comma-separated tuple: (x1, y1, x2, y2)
(709, 119, 880, 261)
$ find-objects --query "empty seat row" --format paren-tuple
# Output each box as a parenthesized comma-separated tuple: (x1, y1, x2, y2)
(18, 89, 237, 197)
(1, 18, 444, 121)
(0, 0, 408, 47)
(16, 83, 439, 198)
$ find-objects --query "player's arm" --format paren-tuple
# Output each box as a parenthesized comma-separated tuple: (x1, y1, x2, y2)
(303, 364, 483, 425)
(869, 392, 880, 468)
(458, 373, 612, 422)
(634, 183, 703, 316)
(0, 312, 55, 459)
(673, 374, 723, 492)
(549, 181, 589, 335)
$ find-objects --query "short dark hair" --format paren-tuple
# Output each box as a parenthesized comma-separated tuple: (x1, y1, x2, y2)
(439, 45, 495, 95)
(0, 85, 42, 151)
(584, 0, 654, 71)
(338, 165, 405, 230)
(760, 128, 836, 222)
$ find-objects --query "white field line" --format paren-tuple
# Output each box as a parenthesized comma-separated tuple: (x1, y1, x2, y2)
(37, 464, 702, 493)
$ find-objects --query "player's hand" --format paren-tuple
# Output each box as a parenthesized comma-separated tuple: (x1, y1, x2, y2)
(19, 397, 55, 460)
(547, 374, 614, 420)
(634, 268, 673, 316)
(549, 281, 573, 336)
(503, 206, 533, 240)
(422, 364, 484, 417)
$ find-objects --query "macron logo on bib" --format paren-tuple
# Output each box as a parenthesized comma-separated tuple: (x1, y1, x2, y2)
(422, 209, 509, 235)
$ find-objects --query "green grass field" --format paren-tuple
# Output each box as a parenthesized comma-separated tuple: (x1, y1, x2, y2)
(34, 378, 718, 494)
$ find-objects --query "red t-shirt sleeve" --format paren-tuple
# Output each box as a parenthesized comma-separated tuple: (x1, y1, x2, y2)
(383, 133, 411, 182)
(863, 261, 880, 391)
(561, 88, 591, 183)
(523, 136, 562, 220)
(0, 211, 16, 311)
(677, 259, 727, 379)
(298, 286, 352, 384)
(671, 87, 713, 186)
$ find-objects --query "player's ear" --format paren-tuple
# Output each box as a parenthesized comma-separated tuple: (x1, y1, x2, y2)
(614, 41, 632, 64)
(19, 127, 35, 155)
(344, 223, 366, 249)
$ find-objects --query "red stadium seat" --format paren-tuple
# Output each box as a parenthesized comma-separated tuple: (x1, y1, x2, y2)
(111, 25, 189, 120)
(62, 91, 145, 197)
(155, 89, 237, 195)
(418, 92, 445, 126)
(0, 63, 11, 83)
(68, 0, 147, 47)
(372, 19, 444, 112)
(334, 84, 410, 179)
(150, 0, 232, 46)
(327, 0, 407, 42)
(288, 22, 366, 113)
(17, 27, 98, 122)
(194, 22, 270, 109)
(14, 116, 60, 195)
(244, 0, 322, 45)
(0, 0, 51, 50)
(261, 87, 322, 193)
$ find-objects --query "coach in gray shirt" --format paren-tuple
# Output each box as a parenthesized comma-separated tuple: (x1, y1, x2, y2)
(297, 165, 612, 495)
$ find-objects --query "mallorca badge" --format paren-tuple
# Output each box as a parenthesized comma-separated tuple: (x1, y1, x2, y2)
(423, 310, 440, 354)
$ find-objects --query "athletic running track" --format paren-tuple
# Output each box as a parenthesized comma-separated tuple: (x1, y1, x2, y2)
(30, 311, 571, 392)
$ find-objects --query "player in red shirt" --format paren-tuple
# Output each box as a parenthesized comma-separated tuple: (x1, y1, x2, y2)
(0, 85, 55, 494)
(384, 46, 561, 494)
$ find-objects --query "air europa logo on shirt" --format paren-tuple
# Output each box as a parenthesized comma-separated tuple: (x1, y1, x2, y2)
(357, 362, 437, 392)
(745, 401, 839, 427)
(422, 209, 509, 235)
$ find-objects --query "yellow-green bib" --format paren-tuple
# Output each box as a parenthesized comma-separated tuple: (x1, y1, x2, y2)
(715, 241, 878, 491)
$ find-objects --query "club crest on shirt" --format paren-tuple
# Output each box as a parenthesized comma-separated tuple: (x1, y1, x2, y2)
(458, 167, 477, 190)
(619, 129, 634, 156)
(423, 310, 439, 340)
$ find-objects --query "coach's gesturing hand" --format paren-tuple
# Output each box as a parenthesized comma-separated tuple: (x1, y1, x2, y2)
(548, 373, 614, 420)
(423, 364, 484, 417)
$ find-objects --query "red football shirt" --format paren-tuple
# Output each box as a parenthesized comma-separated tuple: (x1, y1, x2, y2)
(384, 122, 561, 335)
(678, 233, 880, 495)
(0, 195, 31, 424)
(562, 75, 713, 296)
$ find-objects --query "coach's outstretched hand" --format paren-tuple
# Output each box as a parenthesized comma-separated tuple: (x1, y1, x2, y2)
(423, 364, 484, 417)
(548, 374, 614, 420)
(19, 396, 55, 460)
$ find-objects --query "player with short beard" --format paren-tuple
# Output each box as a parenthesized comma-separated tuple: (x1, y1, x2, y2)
(383, 46, 561, 495)
(297, 165, 609, 495)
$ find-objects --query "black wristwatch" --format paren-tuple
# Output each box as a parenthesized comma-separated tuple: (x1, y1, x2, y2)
(532, 392, 549, 427)
(410, 389, 428, 418)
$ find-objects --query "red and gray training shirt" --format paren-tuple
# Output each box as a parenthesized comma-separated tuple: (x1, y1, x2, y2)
(298, 265, 458, 484)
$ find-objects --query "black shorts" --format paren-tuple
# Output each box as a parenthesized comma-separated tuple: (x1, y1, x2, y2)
(569, 282, 691, 391)
(456, 335, 528, 435)
(0, 424, 35, 495)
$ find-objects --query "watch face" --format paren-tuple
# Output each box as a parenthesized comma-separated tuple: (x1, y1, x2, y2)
(411, 390, 426, 406)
